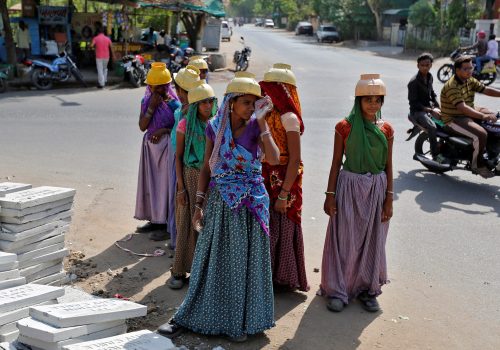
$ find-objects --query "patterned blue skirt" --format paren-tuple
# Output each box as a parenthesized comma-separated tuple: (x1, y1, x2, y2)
(173, 189, 275, 338)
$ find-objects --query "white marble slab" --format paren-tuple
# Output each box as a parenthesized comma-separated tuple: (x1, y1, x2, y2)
(0, 300, 57, 326)
(25, 263, 63, 283)
(18, 249, 68, 269)
(0, 261, 18, 273)
(20, 259, 61, 278)
(0, 277, 25, 291)
(0, 187, 75, 210)
(0, 284, 64, 313)
(31, 271, 66, 286)
(0, 269, 20, 282)
(18, 243, 65, 263)
(30, 299, 147, 328)
(62, 330, 177, 350)
(1, 203, 73, 225)
(0, 252, 17, 265)
(17, 318, 124, 343)
(19, 323, 127, 350)
(0, 330, 18, 342)
(1, 233, 65, 255)
(48, 275, 70, 287)
(1, 210, 73, 234)
(0, 197, 73, 218)
(0, 321, 17, 334)
(0, 341, 17, 350)
(0, 220, 70, 242)
(0, 183, 32, 197)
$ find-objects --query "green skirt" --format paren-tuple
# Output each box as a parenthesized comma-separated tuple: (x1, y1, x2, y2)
(173, 189, 275, 338)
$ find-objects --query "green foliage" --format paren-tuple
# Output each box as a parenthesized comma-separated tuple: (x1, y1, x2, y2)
(408, 0, 437, 28)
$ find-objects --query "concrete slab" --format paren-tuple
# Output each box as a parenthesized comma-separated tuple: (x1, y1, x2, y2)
(57, 286, 99, 304)
(0, 277, 26, 291)
(0, 183, 32, 197)
(0, 187, 75, 210)
(0, 341, 16, 350)
(31, 271, 67, 285)
(0, 284, 64, 314)
(20, 260, 61, 278)
(17, 318, 124, 343)
(61, 330, 177, 350)
(0, 330, 18, 343)
(30, 299, 147, 328)
(1, 233, 65, 255)
(1, 210, 73, 234)
(0, 197, 73, 218)
(0, 300, 57, 326)
(47, 275, 70, 287)
(0, 321, 17, 334)
(0, 252, 17, 265)
(0, 220, 70, 242)
(25, 263, 63, 283)
(18, 249, 68, 269)
(0, 261, 18, 273)
(0, 269, 20, 282)
(1, 203, 73, 224)
(18, 323, 127, 350)
(18, 243, 65, 263)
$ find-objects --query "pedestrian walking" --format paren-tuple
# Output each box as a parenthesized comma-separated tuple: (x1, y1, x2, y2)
(321, 74, 394, 313)
(91, 27, 113, 88)
(167, 80, 217, 289)
(168, 65, 201, 250)
(259, 63, 309, 292)
(134, 62, 181, 240)
(16, 21, 31, 62)
(158, 72, 280, 342)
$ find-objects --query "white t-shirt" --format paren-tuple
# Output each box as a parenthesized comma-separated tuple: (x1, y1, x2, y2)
(487, 39, 498, 59)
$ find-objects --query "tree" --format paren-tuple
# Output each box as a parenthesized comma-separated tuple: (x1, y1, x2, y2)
(180, 11, 205, 51)
(366, 0, 390, 40)
(408, 0, 437, 28)
(0, 0, 16, 64)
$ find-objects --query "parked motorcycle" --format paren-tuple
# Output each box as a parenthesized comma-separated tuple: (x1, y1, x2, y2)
(30, 45, 87, 90)
(121, 54, 149, 88)
(233, 37, 251, 72)
(406, 113, 500, 177)
(437, 48, 499, 86)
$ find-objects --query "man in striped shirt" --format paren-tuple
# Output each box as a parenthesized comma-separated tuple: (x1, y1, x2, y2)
(440, 56, 500, 178)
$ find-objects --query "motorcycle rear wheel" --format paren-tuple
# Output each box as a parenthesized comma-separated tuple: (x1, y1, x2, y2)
(71, 67, 87, 87)
(437, 64, 454, 83)
(31, 69, 53, 90)
(479, 72, 496, 86)
(129, 69, 141, 88)
(414, 133, 451, 173)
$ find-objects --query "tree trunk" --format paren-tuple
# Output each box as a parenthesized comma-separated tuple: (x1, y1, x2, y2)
(0, 0, 17, 64)
(367, 0, 384, 41)
(180, 12, 203, 51)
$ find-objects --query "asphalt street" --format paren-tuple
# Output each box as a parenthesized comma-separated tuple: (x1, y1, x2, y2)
(1, 26, 499, 349)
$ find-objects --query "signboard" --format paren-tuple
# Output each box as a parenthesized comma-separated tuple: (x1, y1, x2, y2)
(38, 6, 69, 25)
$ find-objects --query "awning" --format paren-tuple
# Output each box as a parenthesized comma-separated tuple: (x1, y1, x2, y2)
(383, 8, 409, 17)
(139, 0, 225, 18)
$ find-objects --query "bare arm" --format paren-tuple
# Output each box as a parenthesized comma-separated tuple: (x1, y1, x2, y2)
(280, 131, 301, 192)
(323, 131, 344, 216)
(257, 118, 280, 165)
(175, 132, 186, 191)
(138, 94, 162, 131)
(196, 137, 214, 196)
(482, 86, 500, 97)
(382, 137, 394, 222)
(456, 102, 487, 121)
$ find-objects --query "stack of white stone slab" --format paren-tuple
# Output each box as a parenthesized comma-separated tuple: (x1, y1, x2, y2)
(0, 284, 64, 344)
(61, 330, 177, 350)
(0, 251, 25, 291)
(0, 187, 75, 286)
(17, 298, 148, 350)
(0, 183, 32, 198)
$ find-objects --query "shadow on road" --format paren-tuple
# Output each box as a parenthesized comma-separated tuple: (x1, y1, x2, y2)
(281, 295, 378, 349)
(394, 169, 500, 216)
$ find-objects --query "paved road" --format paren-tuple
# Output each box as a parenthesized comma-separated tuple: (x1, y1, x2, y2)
(1, 26, 499, 349)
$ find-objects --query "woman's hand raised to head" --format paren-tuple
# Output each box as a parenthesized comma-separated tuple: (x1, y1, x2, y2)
(254, 96, 274, 120)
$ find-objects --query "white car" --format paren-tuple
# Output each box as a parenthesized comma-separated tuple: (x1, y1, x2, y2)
(316, 25, 340, 43)
(265, 19, 274, 28)
(221, 20, 232, 41)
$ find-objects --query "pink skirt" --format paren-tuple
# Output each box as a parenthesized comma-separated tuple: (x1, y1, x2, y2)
(320, 170, 390, 304)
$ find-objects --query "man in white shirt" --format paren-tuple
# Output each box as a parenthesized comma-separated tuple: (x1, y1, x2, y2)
(487, 34, 498, 59)
(16, 21, 31, 61)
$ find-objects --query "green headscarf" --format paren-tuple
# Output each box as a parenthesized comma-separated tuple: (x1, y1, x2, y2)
(183, 100, 217, 169)
(343, 98, 388, 174)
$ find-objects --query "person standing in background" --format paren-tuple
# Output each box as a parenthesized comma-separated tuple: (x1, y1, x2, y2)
(91, 27, 113, 88)
(16, 20, 31, 62)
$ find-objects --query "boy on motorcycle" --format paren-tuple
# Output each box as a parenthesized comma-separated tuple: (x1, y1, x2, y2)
(408, 53, 448, 163)
(440, 56, 500, 178)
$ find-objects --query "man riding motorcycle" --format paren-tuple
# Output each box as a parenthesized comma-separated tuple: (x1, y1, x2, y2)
(461, 30, 488, 74)
(440, 55, 500, 178)
(407, 53, 448, 163)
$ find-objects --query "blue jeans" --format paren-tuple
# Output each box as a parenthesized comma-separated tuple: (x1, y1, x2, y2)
(475, 55, 493, 73)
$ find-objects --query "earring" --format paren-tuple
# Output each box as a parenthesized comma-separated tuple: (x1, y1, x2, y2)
(230, 104, 233, 113)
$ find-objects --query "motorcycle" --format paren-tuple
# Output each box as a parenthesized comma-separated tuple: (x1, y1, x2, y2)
(121, 54, 149, 88)
(233, 37, 251, 72)
(406, 113, 500, 177)
(167, 45, 194, 74)
(437, 48, 499, 86)
(30, 44, 87, 90)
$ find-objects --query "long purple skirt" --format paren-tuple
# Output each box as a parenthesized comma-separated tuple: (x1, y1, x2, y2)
(134, 133, 172, 224)
(320, 170, 389, 304)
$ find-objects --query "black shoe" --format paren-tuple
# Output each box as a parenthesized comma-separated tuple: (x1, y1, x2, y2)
(358, 291, 380, 312)
(97, 85, 104, 89)
(148, 230, 170, 241)
(157, 320, 185, 338)
(136, 222, 164, 233)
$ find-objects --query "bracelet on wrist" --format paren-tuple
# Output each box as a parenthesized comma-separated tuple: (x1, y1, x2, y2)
(195, 204, 203, 211)
(260, 130, 271, 138)
(325, 191, 336, 196)
(281, 188, 290, 193)
(176, 189, 186, 195)
(277, 195, 288, 201)
(386, 190, 394, 195)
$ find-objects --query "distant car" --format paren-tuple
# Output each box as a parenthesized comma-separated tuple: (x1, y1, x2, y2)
(264, 19, 275, 28)
(255, 18, 263, 27)
(316, 25, 340, 43)
(221, 20, 232, 41)
(295, 21, 313, 36)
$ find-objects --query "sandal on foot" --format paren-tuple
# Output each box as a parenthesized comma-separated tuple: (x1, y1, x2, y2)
(167, 276, 184, 290)
(326, 298, 344, 312)
(358, 292, 381, 312)
(157, 320, 185, 338)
